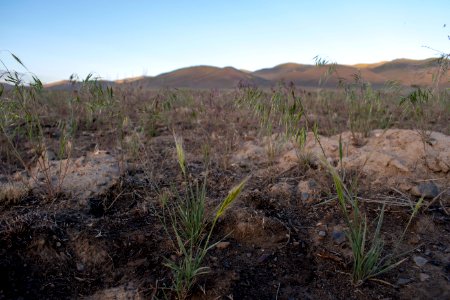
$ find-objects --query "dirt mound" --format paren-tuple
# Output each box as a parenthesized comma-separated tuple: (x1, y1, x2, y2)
(4, 150, 123, 206)
(221, 207, 289, 249)
(233, 129, 450, 195)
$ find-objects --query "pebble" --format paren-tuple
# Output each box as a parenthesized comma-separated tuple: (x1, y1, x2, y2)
(318, 230, 327, 237)
(257, 253, 271, 263)
(216, 241, 230, 250)
(411, 182, 440, 199)
(76, 262, 85, 271)
(419, 273, 430, 282)
(413, 256, 428, 267)
(332, 227, 346, 245)
(396, 277, 412, 285)
(301, 192, 310, 201)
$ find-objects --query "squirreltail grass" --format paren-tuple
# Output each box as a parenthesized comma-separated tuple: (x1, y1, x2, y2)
(161, 134, 248, 299)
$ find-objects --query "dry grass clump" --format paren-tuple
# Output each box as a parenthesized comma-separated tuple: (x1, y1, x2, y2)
(0, 182, 27, 204)
(160, 135, 248, 299)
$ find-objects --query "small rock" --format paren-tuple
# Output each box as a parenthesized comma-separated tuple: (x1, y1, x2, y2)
(318, 230, 327, 237)
(297, 180, 318, 201)
(301, 192, 310, 201)
(413, 256, 428, 267)
(56, 242, 61, 247)
(419, 273, 430, 282)
(76, 262, 85, 271)
(332, 228, 346, 245)
(216, 241, 230, 250)
(257, 253, 271, 263)
(397, 277, 412, 285)
(411, 182, 439, 199)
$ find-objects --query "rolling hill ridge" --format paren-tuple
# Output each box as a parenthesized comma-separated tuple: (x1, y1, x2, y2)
(36, 58, 450, 90)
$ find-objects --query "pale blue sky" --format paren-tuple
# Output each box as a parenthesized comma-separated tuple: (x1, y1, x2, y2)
(2, 0, 449, 82)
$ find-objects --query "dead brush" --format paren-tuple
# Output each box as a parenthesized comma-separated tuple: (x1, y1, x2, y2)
(0, 182, 28, 205)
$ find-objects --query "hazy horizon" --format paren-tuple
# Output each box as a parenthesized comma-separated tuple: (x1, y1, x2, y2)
(20, 57, 442, 85)
(2, 0, 449, 83)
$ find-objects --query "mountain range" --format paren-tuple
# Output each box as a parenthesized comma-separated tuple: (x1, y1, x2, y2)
(3, 58, 449, 91)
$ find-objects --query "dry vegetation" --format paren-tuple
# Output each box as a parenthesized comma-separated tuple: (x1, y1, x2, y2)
(0, 54, 449, 299)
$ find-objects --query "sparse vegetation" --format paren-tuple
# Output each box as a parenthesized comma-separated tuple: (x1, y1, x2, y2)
(0, 54, 123, 199)
(0, 53, 449, 300)
(324, 154, 423, 286)
(341, 75, 391, 142)
(161, 135, 248, 299)
(234, 58, 447, 289)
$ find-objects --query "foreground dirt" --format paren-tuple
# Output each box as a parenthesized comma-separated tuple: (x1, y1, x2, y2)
(1, 98, 449, 299)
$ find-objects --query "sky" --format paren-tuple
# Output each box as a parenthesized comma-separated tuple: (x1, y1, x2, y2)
(2, 0, 449, 83)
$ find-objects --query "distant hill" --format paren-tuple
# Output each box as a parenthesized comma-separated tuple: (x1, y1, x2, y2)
(366, 58, 448, 87)
(134, 66, 270, 89)
(254, 63, 388, 88)
(253, 63, 314, 81)
(40, 58, 449, 90)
